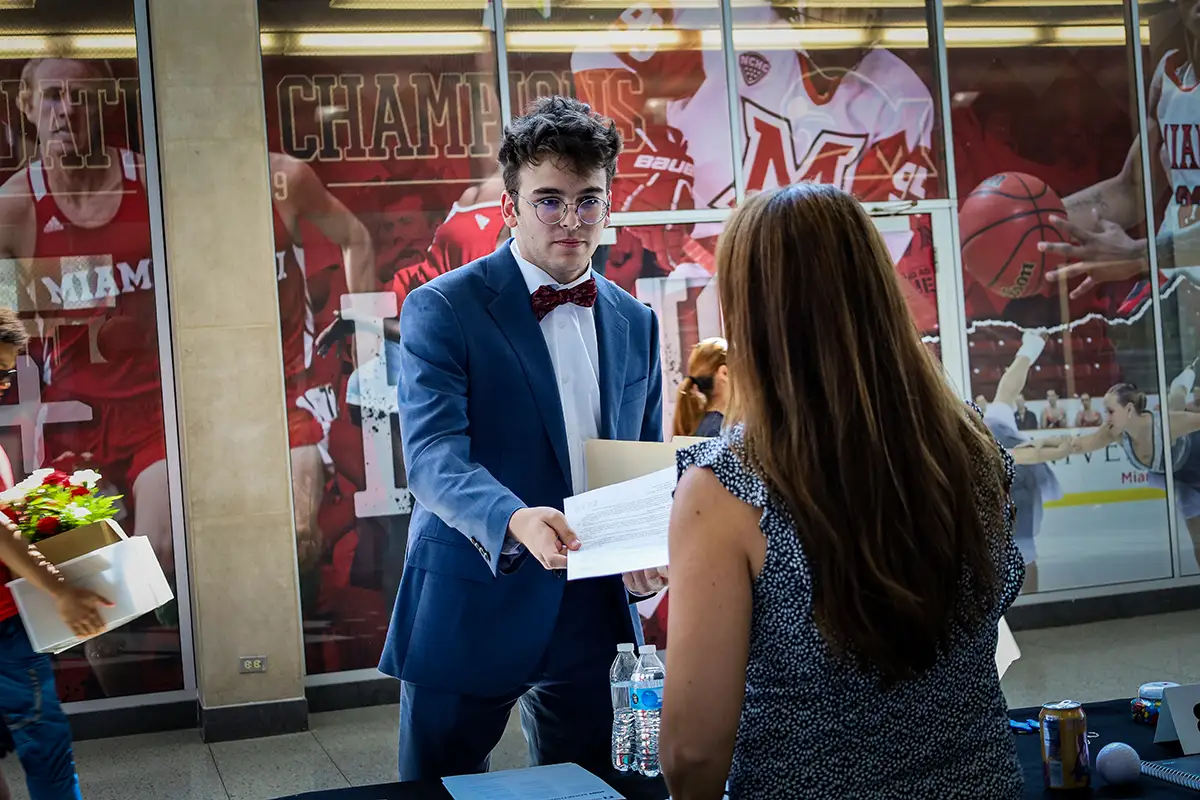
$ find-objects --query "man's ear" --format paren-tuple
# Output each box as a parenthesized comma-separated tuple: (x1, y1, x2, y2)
(501, 191, 520, 229)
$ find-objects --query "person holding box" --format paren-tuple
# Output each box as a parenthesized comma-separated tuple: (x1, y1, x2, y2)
(379, 96, 667, 782)
(0, 308, 109, 800)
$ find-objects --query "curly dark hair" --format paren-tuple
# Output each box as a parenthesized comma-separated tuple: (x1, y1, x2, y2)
(0, 308, 27, 352)
(497, 96, 622, 200)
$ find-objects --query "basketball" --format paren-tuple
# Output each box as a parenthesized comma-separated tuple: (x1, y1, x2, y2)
(959, 172, 1067, 299)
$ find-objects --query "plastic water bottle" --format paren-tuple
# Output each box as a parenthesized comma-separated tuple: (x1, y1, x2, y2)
(610, 643, 638, 772)
(631, 644, 666, 777)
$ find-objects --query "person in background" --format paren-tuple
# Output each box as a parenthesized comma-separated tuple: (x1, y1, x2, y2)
(1075, 394, 1103, 427)
(1014, 394, 1038, 430)
(673, 338, 728, 438)
(1041, 389, 1067, 429)
(660, 185, 1023, 799)
(980, 333, 1067, 595)
(0, 309, 111, 800)
(1020, 380, 1200, 569)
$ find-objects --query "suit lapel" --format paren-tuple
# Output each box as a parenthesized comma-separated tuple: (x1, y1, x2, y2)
(594, 277, 629, 441)
(485, 243, 572, 486)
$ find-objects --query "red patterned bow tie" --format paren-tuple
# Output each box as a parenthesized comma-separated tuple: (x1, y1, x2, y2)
(531, 279, 598, 322)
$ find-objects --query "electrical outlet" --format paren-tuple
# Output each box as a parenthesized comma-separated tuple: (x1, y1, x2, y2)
(238, 656, 268, 674)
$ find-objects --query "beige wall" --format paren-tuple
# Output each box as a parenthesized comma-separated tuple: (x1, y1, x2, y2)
(148, 0, 305, 710)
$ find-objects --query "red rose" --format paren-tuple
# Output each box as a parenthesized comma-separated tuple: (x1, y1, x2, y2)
(71, 487, 88, 497)
(35, 516, 59, 536)
(0, 506, 16, 522)
(44, 471, 70, 487)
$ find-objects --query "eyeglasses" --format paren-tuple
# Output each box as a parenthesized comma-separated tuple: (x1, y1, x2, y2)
(518, 195, 609, 227)
(0, 369, 15, 388)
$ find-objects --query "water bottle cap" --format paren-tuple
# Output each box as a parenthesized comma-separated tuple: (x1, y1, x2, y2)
(638, 644, 657, 655)
(617, 643, 635, 652)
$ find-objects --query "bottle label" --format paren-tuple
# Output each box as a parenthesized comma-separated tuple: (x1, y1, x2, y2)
(631, 680, 664, 711)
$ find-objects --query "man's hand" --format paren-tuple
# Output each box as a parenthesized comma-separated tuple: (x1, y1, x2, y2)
(624, 566, 668, 596)
(52, 584, 112, 638)
(1041, 211, 1148, 299)
(508, 507, 580, 570)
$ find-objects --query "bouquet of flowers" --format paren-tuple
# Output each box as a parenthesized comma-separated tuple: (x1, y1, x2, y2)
(0, 469, 120, 543)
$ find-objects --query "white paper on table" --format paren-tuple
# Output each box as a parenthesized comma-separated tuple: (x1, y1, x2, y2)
(565, 466, 675, 581)
(442, 763, 624, 800)
(995, 617, 1020, 679)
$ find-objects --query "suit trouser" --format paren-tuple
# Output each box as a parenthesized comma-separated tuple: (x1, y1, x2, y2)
(398, 576, 628, 782)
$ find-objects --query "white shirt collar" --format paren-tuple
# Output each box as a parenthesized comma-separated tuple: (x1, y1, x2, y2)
(511, 240, 593, 295)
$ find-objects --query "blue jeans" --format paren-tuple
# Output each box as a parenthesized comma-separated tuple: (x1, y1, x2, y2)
(0, 617, 81, 800)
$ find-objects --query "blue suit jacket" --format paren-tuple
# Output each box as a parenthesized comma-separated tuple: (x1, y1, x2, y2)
(378, 241, 664, 696)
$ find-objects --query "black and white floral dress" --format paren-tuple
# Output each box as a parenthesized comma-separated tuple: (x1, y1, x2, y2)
(676, 425, 1024, 799)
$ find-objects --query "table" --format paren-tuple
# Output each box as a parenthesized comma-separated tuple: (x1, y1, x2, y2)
(1012, 699, 1187, 798)
(279, 699, 1189, 799)
(277, 771, 667, 799)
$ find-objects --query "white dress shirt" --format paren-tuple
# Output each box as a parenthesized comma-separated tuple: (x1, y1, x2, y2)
(501, 241, 603, 559)
(512, 240, 602, 495)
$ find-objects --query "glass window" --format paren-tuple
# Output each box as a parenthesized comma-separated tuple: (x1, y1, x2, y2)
(729, 0, 943, 203)
(257, 0, 505, 674)
(950, 3, 1173, 593)
(0, 1, 183, 700)
(505, 0, 733, 274)
(1140, 0, 1200, 577)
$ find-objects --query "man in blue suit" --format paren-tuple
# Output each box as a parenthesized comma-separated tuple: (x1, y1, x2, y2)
(380, 96, 667, 782)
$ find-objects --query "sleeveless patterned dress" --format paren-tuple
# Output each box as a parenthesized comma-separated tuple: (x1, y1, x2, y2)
(676, 422, 1024, 799)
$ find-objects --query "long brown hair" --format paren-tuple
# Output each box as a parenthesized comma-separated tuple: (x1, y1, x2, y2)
(718, 184, 1008, 683)
(673, 337, 727, 437)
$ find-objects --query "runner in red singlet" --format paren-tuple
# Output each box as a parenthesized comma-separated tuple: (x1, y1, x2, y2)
(0, 59, 174, 589)
(268, 151, 375, 608)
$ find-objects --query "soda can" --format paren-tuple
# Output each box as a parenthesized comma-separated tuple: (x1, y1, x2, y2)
(1040, 700, 1090, 790)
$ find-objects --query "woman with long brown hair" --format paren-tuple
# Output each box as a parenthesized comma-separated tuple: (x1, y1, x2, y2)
(660, 184, 1023, 799)
(673, 338, 729, 438)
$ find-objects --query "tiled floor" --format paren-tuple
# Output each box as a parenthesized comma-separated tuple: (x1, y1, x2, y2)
(1, 610, 1196, 799)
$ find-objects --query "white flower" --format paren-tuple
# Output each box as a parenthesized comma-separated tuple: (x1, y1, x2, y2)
(69, 470, 101, 489)
(65, 504, 90, 522)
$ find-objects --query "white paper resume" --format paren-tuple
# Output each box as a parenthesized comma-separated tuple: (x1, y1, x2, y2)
(564, 466, 676, 580)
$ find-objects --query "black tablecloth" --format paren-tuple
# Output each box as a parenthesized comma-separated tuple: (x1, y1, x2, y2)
(279, 699, 1188, 799)
(1012, 699, 1186, 798)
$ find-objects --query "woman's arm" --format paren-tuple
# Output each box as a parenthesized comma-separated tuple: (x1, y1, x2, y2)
(1011, 426, 1115, 465)
(1167, 411, 1200, 440)
(1068, 424, 1118, 454)
(661, 467, 757, 800)
(0, 518, 109, 637)
(1010, 437, 1071, 465)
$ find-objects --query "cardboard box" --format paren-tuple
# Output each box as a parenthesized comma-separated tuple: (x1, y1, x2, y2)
(8, 535, 174, 654)
(32, 518, 126, 565)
